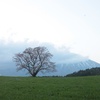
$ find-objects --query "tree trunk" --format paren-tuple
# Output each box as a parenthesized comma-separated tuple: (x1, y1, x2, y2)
(31, 73, 37, 77)
(31, 69, 40, 77)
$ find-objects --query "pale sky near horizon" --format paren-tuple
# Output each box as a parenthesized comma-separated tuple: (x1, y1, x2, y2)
(0, 0, 100, 63)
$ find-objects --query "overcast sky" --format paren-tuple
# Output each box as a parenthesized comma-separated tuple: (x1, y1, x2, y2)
(0, 0, 100, 63)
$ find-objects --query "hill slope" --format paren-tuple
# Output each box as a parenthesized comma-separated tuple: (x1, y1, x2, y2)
(66, 67, 100, 77)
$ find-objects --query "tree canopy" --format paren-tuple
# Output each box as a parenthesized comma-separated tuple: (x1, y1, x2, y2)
(13, 46, 56, 77)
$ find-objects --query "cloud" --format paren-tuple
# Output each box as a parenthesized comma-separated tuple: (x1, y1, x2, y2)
(0, 40, 88, 65)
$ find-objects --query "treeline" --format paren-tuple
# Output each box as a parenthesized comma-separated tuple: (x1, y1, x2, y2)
(66, 67, 100, 77)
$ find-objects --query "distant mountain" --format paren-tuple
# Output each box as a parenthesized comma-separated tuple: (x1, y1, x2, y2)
(40, 59, 100, 76)
(0, 62, 28, 76)
(0, 54, 100, 76)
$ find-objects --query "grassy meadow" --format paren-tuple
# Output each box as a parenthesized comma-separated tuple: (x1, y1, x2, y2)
(0, 76, 100, 100)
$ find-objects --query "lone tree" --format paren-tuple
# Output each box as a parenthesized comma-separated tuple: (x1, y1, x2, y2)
(13, 46, 56, 77)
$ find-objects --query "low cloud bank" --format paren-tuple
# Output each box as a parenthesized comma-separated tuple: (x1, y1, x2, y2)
(0, 40, 88, 65)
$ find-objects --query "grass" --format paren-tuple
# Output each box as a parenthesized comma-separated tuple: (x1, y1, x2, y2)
(0, 76, 100, 100)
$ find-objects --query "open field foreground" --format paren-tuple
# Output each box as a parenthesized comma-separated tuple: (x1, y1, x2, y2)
(0, 76, 100, 100)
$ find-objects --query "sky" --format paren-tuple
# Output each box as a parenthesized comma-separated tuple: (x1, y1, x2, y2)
(0, 0, 100, 63)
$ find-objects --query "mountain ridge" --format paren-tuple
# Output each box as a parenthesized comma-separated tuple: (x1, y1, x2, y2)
(0, 54, 100, 76)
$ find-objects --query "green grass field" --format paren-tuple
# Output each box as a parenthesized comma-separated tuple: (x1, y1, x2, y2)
(0, 76, 100, 100)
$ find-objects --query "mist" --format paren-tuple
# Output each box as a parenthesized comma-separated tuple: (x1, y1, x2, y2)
(0, 40, 88, 64)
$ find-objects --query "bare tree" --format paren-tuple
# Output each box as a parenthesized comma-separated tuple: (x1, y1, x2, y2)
(13, 46, 56, 77)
